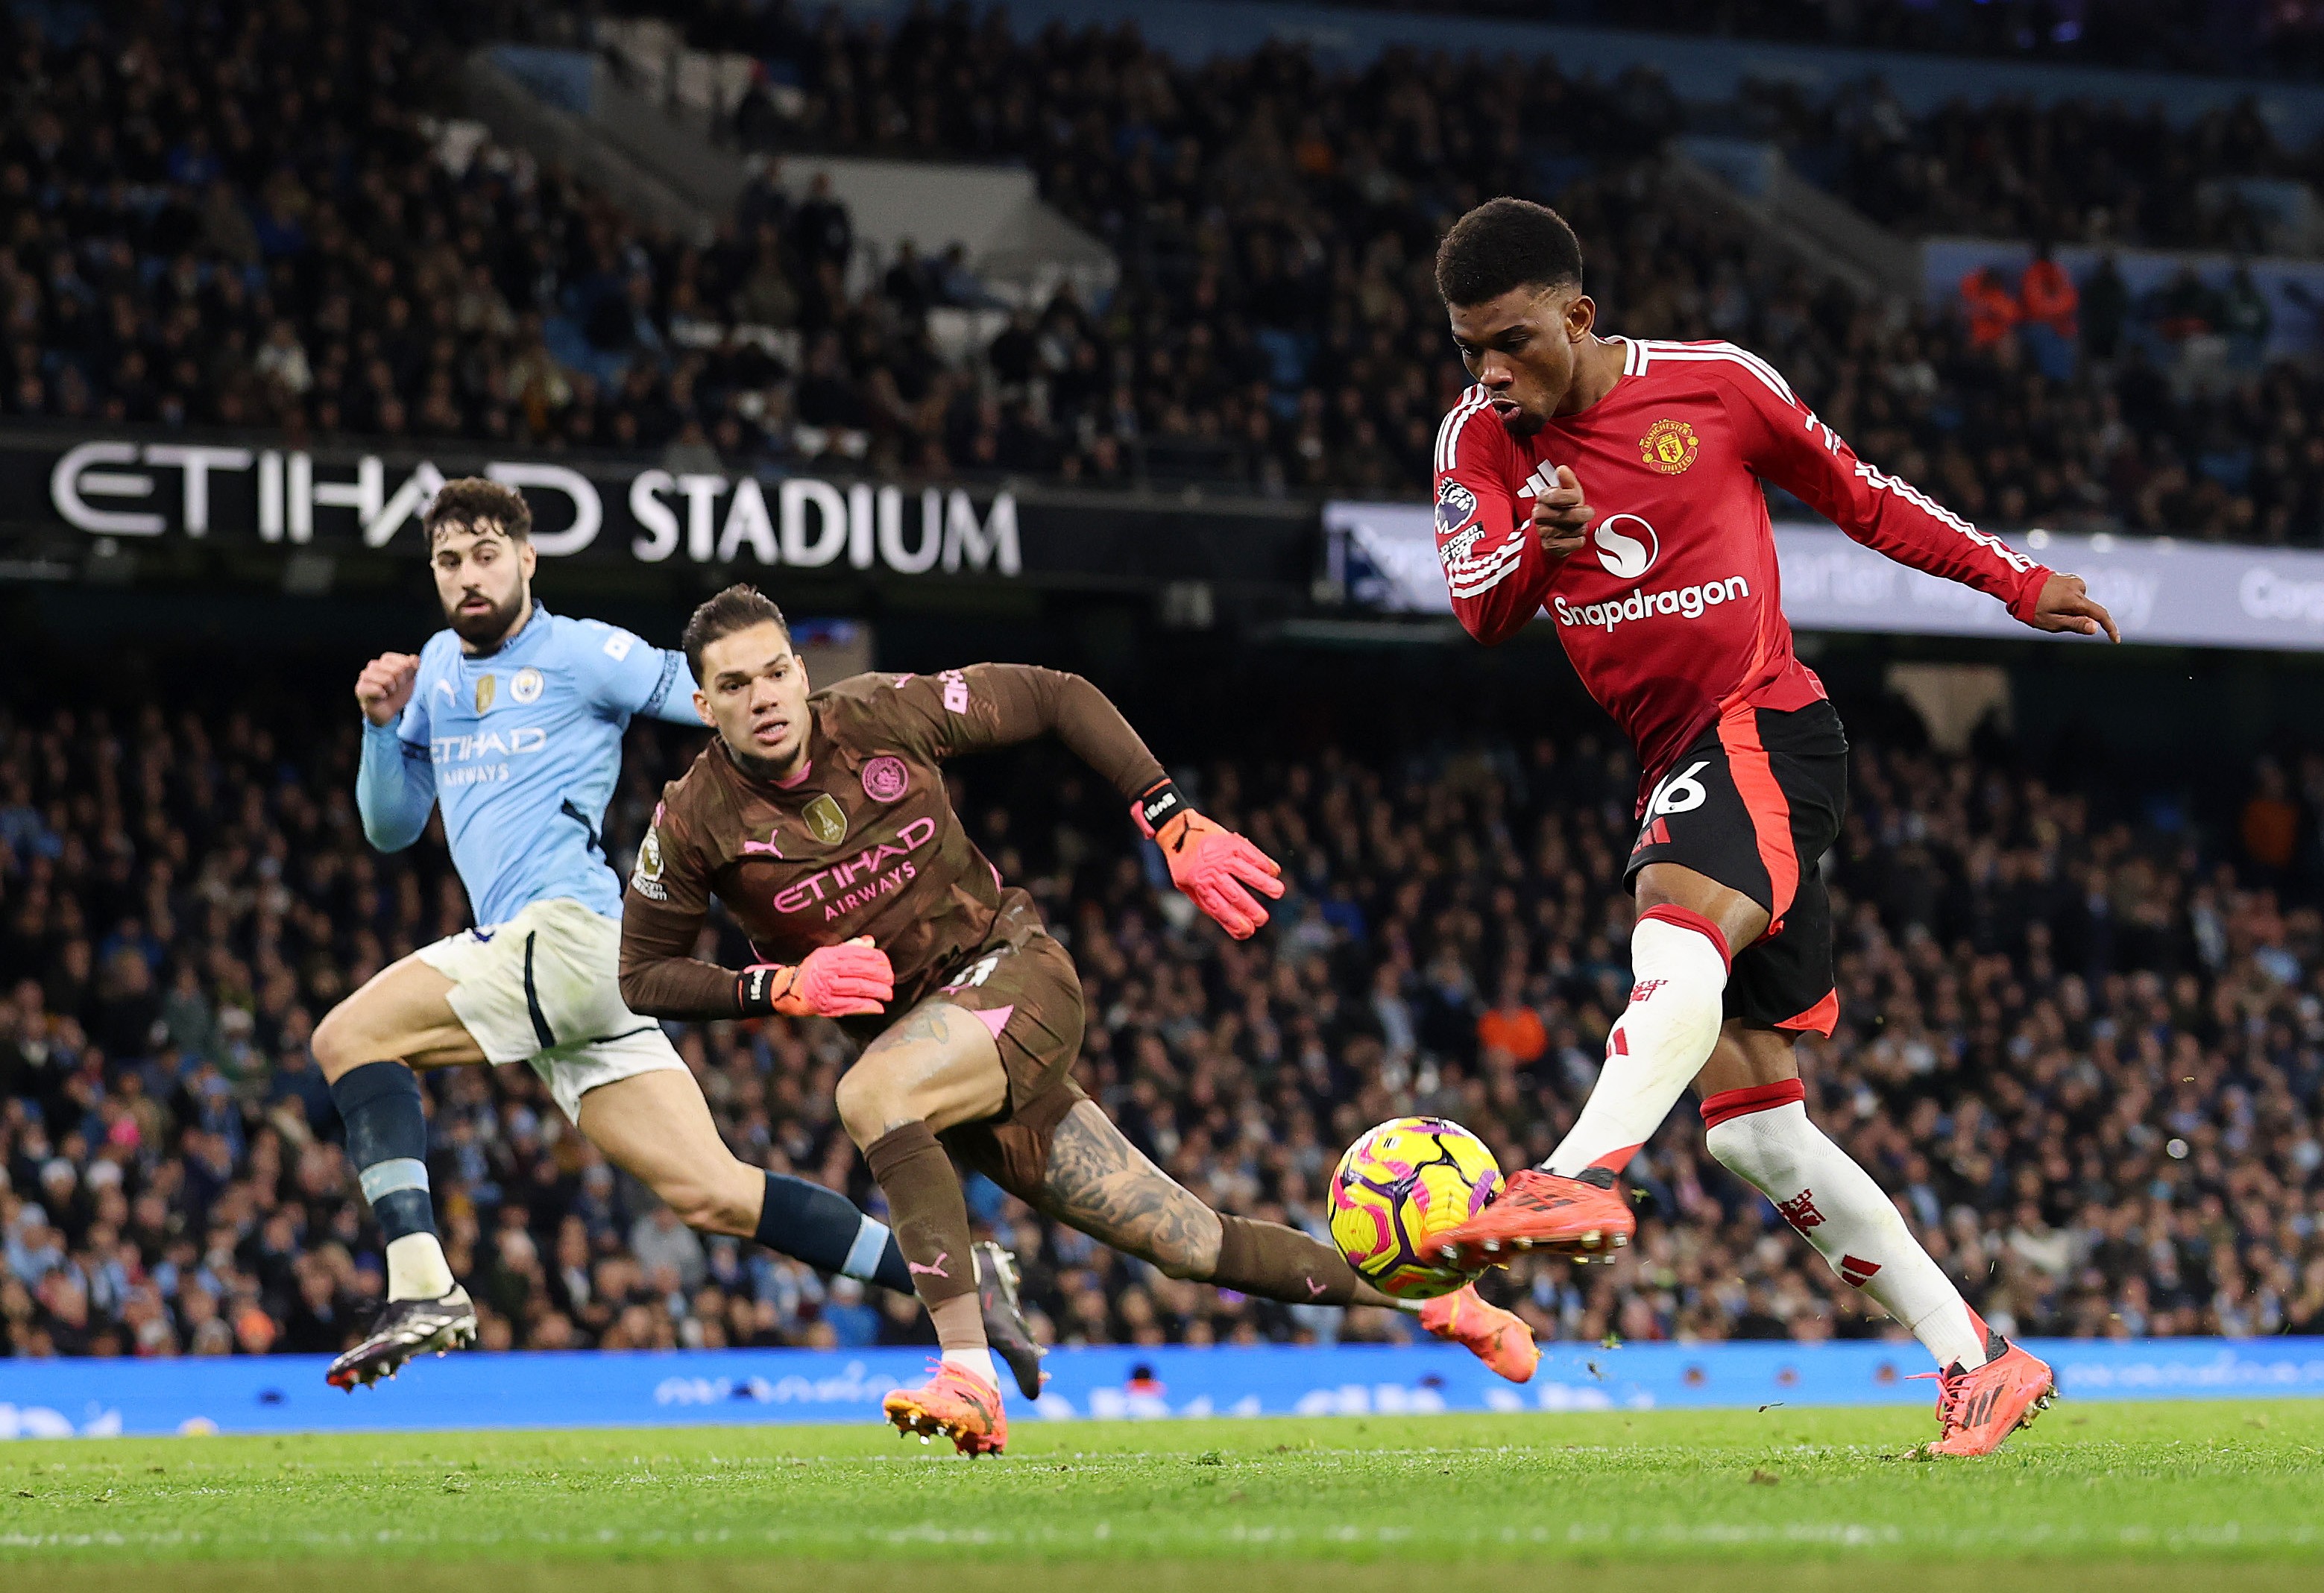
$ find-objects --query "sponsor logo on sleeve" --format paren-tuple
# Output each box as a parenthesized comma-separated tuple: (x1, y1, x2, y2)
(1435, 478, 1479, 536)
(602, 631, 635, 661)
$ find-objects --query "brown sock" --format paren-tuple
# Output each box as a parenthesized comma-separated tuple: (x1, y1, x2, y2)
(928, 1293, 985, 1353)
(862, 1123, 977, 1310)
(1210, 1214, 1362, 1306)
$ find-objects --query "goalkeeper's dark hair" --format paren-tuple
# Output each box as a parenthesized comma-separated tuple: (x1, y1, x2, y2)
(423, 476, 532, 546)
(1435, 198, 1584, 308)
(683, 582, 790, 681)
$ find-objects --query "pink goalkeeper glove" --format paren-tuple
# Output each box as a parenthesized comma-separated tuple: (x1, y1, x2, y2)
(1132, 780, 1284, 939)
(737, 936, 893, 1017)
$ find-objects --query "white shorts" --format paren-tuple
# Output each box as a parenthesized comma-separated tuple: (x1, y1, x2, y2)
(415, 897, 685, 1123)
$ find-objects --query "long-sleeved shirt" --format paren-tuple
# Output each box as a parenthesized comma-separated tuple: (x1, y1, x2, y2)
(357, 602, 699, 924)
(1433, 336, 2051, 807)
(618, 664, 1165, 1022)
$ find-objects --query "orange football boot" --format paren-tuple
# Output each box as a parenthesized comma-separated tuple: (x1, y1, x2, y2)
(884, 1359, 1008, 1457)
(1921, 1335, 2056, 1457)
(1429, 1168, 1635, 1269)
(1420, 1282, 1540, 1383)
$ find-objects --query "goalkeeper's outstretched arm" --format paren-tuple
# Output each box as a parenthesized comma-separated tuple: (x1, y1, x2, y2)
(925, 663, 1288, 940)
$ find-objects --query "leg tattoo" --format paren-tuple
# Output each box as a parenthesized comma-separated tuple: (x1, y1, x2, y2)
(1034, 1103, 1365, 1305)
(1034, 1103, 1222, 1277)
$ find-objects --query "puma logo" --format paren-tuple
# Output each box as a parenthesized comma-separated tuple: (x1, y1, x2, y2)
(908, 1252, 950, 1279)
(1306, 1276, 1326, 1299)
(741, 837, 784, 857)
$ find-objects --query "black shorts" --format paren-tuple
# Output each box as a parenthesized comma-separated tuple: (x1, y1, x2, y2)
(1622, 701, 1848, 1035)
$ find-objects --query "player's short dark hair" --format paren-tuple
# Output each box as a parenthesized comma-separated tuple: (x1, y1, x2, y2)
(1435, 198, 1584, 308)
(423, 477, 531, 546)
(683, 583, 790, 681)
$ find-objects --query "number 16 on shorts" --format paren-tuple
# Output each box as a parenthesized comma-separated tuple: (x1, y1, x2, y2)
(1632, 758, 1713, 850)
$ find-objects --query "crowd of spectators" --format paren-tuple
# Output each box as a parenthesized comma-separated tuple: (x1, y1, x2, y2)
(1285, 1, 2324, 81)
(717, 5, 2324, 536)
(6, 665, 2324, 1363)
(0, 1, 928, 470)
(1744, 80, 2304, 251)
(6, 1, 2324, 537)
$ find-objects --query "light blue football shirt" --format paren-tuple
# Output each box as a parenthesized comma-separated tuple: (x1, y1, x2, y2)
(356, 602, 701, 925)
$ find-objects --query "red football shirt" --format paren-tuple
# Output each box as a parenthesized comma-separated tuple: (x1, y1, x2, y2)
(1433, 336, 2051, 807)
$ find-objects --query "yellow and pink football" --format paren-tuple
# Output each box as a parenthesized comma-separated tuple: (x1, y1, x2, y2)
(1326, 1116, 1504, 1300)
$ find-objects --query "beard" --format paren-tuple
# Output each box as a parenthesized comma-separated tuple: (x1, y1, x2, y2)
(722, 739, 788, 781)
(718, 722, 803, 782)
(444, 585, 529, 649)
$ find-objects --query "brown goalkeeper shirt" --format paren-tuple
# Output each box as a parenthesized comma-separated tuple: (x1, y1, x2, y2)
(617, 664, 1165, 1023)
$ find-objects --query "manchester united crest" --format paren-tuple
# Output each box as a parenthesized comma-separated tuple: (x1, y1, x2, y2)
(1640, 417, 1698, 475)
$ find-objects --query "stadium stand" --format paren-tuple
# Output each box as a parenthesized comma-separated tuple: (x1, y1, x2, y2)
(4, 672, 2323, 1360)
(709, 4, 2324, 539)
(7, 1, 2324, 1366)
(1185, 0, 2324, 78)
(1744, 82, 2299, 250)
(6, 4, 2323, 536)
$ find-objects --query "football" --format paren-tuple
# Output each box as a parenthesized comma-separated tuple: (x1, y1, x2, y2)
(1326, 1116, 1505, 1300)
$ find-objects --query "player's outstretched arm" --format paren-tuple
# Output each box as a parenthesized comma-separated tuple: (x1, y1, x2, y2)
(891, 663, 1285, 937)
(905, 663, 1167, 792)
(353, 651, 435, 851)
(983, 666, 1286, 937)
(1722, 358, 2122, 642)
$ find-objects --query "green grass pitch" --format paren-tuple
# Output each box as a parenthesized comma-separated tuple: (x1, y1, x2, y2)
(3, 1401, 2320, 1592)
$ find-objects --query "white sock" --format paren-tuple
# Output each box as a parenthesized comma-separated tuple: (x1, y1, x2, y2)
(1546, 909, 1730, 1176)
(942, 1347, 998, 1386)
(385, 1232, 456, 1301)
(1704, 1091, 1989, 1369)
